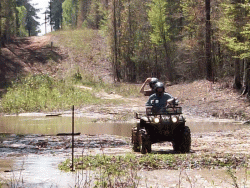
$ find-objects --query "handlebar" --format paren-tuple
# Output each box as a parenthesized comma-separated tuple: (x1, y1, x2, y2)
(146, 106, 182, 115)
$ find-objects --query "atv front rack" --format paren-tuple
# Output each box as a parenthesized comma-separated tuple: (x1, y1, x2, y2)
(135, 107, 182, 119)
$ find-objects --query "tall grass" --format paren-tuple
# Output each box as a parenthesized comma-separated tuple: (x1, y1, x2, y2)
(50, 28, 98, 54)
(0, 74, 101, 113)
(0, 73, 141, 114)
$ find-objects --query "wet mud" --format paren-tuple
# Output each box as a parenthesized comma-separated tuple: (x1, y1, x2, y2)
(1, 123, 250, 187)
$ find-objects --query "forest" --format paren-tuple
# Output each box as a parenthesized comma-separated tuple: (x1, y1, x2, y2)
(1, 0, 250, 94)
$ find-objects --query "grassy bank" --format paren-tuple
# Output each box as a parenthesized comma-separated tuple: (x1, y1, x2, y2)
(59, 153, 248, 172)
(0, 74, 101, 113)
(59, 153, 249, 187)
(0, 73, 140, 114)
(0, 28, 142, 114)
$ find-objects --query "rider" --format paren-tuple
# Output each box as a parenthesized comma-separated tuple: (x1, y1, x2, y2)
(139, 77, 158, 96)
(146, 82, 173, 108)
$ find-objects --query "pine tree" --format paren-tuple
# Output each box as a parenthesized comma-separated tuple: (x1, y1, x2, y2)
(148, 0, 173, 81)
(218, 0, 250, 88)
(49, 0, 63, 30)
(17, 0, 40, 36)
(62, 0, 77, 28)
(16, 6, 28, 37)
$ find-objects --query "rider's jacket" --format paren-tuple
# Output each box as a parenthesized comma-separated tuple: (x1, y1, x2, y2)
(146, 92, 173, 107)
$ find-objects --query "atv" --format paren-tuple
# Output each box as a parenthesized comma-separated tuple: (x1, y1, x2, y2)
(132, 98, 191, 154)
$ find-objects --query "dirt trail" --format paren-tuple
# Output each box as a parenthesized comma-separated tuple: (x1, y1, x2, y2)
(0, 36, 63, 88)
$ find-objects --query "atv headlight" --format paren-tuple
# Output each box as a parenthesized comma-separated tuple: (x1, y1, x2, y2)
(171, 116, 178, 123)
(154, 117, 160, 123)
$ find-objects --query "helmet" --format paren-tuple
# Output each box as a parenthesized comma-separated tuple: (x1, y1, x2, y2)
(154, 82, 165, 96)
(149, 77, 158, 89)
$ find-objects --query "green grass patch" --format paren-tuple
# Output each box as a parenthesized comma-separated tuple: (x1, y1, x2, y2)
(0, 74, 103, 113)
(59, 153, 249, 173)
(102, 83, 141, 98)
(50, 28, 104, 56)
(71, 71, 141, 98)
(0, 73, 141, 114)
(58, 153, 250, 187)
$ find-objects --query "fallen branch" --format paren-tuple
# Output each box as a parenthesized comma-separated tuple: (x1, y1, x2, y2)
(46, 113, 62, 117)
(56, 132, 81, 136)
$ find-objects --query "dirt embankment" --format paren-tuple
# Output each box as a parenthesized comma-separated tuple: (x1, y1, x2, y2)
(0, 36, 64, 88)
(167, 79, 250, 122)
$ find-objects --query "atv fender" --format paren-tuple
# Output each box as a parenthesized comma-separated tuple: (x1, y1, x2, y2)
(141, 117, 149, 122)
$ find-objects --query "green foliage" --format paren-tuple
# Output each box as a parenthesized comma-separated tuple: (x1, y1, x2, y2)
(59, 154, 137, 172)
(0, 74, 101, 113)
(15, 0, 40, 36)
(218, 0, 250, 59)
(0, 0, 37, 39)
(62, 0, 78, 28)
(49, 0, 63, 30)
(62, 0, 76, 27)
(59, 153, 247, 174)
(147, 0, 170, 45)
(4, 0, 249, 84)
(86, 0, 107, 29)
(16, 6, 28, 37)
(181, 0, 203, 37)
(1, 0, 17, 38)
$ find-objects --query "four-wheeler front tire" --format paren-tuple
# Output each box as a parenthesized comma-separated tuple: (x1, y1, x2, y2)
(139, 128, 151, 154)
(132, 127, 140, 152)
(172, 126, 191, 153)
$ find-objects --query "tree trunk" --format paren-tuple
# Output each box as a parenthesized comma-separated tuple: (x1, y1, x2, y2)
(5, 3, 10, 42)
(243, 59, 247, 88)
(241, 59, 248, 95)
(105, 0, 109, 9)
(113, 0, 120, 82)
(234, 57, 242, 89)
(77, 0, 88, 28)
(206, 0, 212, 81)
(248, 68, 250, 97)
(50, 0, 52, 31)
(163, 39, 173, 82)
(0, 1, 2, 56)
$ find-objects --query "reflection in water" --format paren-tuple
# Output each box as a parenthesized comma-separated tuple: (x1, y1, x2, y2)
(186, 120, 247, 133)
(0, 155, 76, 188)
(0, 116, 247, 137)
(18, 155, 75, 187)
(0, 116, 134, 137)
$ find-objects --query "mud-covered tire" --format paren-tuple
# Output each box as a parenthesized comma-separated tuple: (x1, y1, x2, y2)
(139, 129, 151, 154)
(172, 126, 191, 153)
(132, 127, 140, 152)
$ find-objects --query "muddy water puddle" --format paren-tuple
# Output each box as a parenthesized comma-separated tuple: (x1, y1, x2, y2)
(0, 116, 133, 136)
(1, 155, 76, 188)
(0, 116, 247, 136)
(0, 116, 249, 187)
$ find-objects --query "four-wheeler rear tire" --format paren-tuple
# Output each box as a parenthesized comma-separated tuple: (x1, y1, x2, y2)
(172, 126, 191, 153)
